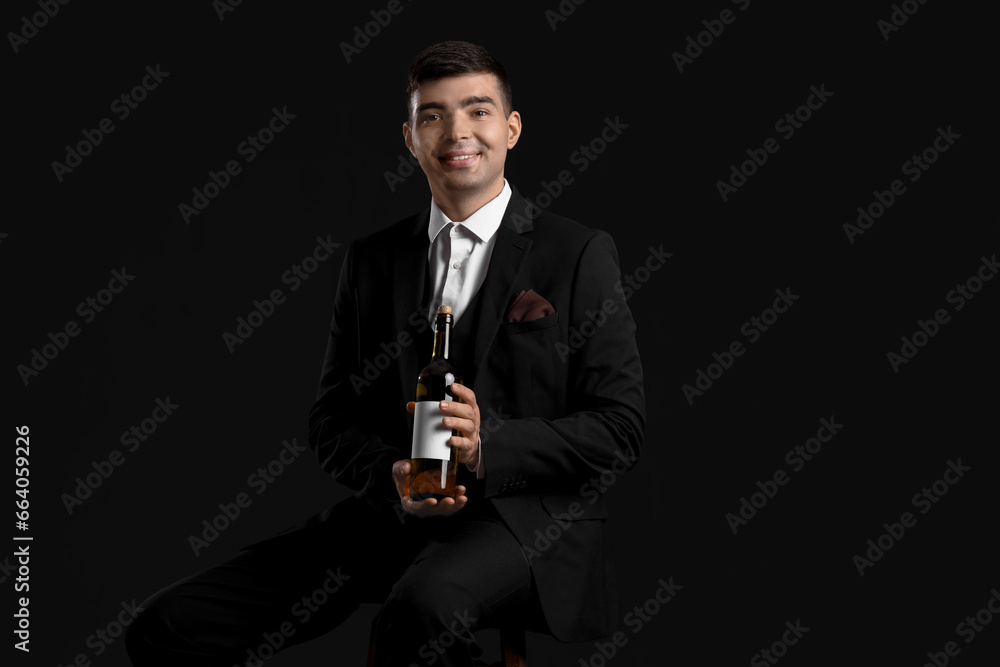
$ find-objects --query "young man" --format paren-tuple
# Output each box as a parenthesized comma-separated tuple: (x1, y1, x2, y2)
(126, 41, 644, 667)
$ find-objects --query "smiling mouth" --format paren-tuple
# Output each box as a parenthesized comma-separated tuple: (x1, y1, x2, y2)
(439, 153, 481, 166)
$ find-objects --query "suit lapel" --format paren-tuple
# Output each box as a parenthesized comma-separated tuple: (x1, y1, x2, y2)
(392, 189, 536, 395)
(469, 190, 534, 381)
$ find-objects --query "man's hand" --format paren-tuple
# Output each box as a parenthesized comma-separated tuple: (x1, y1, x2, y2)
(442, 382, 481, 468)
(406, 383, 481, 468)
(392, 459, 468, 516)
(395, 384, 481, 516)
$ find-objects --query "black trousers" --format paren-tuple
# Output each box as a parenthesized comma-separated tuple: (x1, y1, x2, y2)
(124, 495, 535, 667)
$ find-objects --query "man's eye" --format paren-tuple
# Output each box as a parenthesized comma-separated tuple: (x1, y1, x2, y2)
(474, 110, 488, 117)
(424, 114, 441, 122)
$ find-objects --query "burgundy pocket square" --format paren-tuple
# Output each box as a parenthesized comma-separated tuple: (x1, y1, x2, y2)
(506, 289, 555, 322)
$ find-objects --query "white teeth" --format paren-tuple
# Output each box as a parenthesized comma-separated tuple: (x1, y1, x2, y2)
(445, 154, 476, 160)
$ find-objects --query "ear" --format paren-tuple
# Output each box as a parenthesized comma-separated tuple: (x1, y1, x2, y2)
(506, 111, 522, 150)
(402, 121, 415, 156)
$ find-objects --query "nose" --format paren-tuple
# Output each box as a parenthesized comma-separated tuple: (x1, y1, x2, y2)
(442, 115, 472, 143)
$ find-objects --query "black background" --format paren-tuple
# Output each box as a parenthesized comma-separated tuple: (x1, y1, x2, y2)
(4, 1, 995, 665)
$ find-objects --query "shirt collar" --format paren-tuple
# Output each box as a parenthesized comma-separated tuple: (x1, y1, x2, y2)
(427, 179, 512, 244)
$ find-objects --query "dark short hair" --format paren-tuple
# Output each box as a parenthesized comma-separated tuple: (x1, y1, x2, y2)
(405, 41, 513, 120)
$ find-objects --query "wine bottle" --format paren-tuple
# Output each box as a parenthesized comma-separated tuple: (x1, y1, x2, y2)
(409, 304, 464, 501)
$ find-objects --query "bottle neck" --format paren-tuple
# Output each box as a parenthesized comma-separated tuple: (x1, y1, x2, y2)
(431, 313, 451, 360)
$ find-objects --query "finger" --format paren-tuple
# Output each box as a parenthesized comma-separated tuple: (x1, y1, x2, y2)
(401, 497, 423, 515)
(443, 415, 476, 434)
(414, 486, 467, 516)
(392, 460, 411, 499)
(448, 383, 476, 401)
(440, 405, 479, 436)
(447, 491, 469, 512)
(450, 437, 478, 464)
(447, 382, 469, 397)
(392, 460, 411, 483)
(426, 496, 465, 515)
(431, 490, 462, 508)
(445, 386, 477, 411)
(448, 434, 474, 452)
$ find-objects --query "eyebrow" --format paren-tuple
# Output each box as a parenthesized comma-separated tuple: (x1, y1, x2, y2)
(415, 95, 498, 115)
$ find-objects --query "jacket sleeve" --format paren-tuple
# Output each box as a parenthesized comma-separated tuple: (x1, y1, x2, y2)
(483, 230, 646, 497)
(307, 240, 401, 508)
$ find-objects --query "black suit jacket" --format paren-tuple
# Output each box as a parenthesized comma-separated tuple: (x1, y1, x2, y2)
(308, 187, 645, 641)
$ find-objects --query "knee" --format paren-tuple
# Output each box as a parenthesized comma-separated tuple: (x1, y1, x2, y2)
(382, 573, 481, 635)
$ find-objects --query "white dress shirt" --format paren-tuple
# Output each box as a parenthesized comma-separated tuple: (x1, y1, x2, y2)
(425, 179, 512, 478)
(426, 179, 512, 326)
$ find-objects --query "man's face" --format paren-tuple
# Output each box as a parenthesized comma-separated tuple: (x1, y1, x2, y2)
(403, 73, 520, 201)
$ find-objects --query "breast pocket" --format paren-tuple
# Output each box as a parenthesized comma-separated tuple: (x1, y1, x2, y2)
(495, 312, 561, 416)
(501, 311, 559, 335)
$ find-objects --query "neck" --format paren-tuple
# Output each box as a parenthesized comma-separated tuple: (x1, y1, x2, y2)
(432, 178, 504, 222)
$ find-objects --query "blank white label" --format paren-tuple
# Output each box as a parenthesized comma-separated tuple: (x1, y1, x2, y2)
(411, 401, 451, 460)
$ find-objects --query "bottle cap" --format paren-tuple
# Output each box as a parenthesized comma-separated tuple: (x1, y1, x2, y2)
(438, 305, 452, 314)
